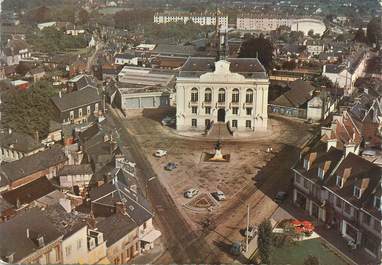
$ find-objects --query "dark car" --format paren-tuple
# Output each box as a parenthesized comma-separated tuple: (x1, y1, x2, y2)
(164, 162, 177, 171)
(274, 191, 288, 203)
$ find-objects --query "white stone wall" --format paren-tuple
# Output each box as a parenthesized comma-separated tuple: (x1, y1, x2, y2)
(176, 60, 269, 132)
(62, 226, 88, 264)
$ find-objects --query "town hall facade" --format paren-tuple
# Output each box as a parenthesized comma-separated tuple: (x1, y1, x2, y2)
(175, 57, 269, 134)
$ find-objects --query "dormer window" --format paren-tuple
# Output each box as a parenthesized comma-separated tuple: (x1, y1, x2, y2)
(374, 196, 381, 210)
(353, 186, 361, 198)
(303, 159, 309, 170)
(336, 175, 343, 188)
(318, 167, 324, 179)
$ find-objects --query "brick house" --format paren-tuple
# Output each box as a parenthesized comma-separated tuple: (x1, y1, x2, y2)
(292, 141, 382, 261)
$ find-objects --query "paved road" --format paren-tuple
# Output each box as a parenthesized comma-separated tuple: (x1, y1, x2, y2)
(107, 108, 313, 263)
(107, 110, 214, 263)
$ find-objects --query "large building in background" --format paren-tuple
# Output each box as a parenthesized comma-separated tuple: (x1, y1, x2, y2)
(236, 16, 326, 36)
(154, 12, 229, 30)
(176, 58, 269, 134)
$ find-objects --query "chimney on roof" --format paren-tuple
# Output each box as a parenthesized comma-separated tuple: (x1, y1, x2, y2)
(8, 128, 12, 135)
(5, 253, 14, 263)
(26, 228, 30, 238)
(36, 235, 45, 248)
(327, 139, 337, 151)
(321, 126, 332, 137)
(345, 143, 356, 156)
(115, 201, 127, 215)
(115, 154, 124, 169)
(59, 91, 62, 98)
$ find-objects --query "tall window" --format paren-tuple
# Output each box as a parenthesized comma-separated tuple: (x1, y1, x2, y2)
(192, 106, 197, 114)
(204, 88, 212, 102)
(246, 89, 254, 103)
(205, 107, 211, 114)
(245, 120, 251, 128)
(232, 107, 238, 115)
(246, 107, 252, 115)
(218, 88, 225, 103)
(318, 167, 324, 179)
(232, 88, 239, 103)
(78, 108, 82, 117)
(374, 196, 381, 209)
(191, 119, 197, 128)
(232, 120, 238, 128)
(191, 88, 198, 102)
(353, 186, 361, 198)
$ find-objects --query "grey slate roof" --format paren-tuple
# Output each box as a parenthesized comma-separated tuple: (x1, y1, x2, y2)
(0, 146, 67, 183)
(0, 131, 43, 153)
(0, 207, 62, 262)
(51, 86, 101, 112)
(57, 164, 93, 176)
(272, 80, 315, 108)
(179, 57, 267, 79)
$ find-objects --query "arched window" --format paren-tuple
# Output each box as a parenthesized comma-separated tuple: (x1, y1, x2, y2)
(218, 88, 225, 103)
(246, 89, 254, 103)
(204, 88, 212, 102)
(191, 87, 198, 102)
(232, 88, 239, 103)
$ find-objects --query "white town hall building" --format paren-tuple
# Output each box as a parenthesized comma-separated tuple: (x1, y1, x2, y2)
(175, 57, 269, 134)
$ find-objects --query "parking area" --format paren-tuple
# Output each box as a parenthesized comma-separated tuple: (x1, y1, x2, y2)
(123, 109, 313, 229)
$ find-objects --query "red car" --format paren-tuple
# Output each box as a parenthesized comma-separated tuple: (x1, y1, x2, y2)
(291, 220, 314, 236)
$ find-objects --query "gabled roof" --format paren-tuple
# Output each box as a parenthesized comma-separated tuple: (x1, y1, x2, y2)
(51, 87, 101, 112)
(0, 146, 67, 183)
(1, 176, 55, 207)
(0, 130, 43, 153)
(0, 207, 62, 262)
(272, 80, 315, 108)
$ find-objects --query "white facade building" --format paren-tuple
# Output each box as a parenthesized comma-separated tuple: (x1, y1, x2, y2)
(236, 17, 326, 36)
(176, 58, 269, 133)
(154, 13, 228, 30)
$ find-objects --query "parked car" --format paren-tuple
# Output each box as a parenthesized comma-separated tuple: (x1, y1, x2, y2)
(291, 220, 314, 236)
(230, 241, 242, 256)
(161, 116, 175, 126)
(212, 191, 226, 201)
(184, 188, 199, 198)
(244, 226, 257, 238)
(154, 149, 167, 157)
(274, 191, 288, 203)
(164, 162, 177, 171)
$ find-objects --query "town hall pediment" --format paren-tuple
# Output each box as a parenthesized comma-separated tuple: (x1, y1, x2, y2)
(199, 60, 246, 83)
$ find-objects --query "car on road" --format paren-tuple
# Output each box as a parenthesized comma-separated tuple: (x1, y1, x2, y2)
(274, 191, 288, 203)
(154, 149, 167, 157)
(184, 188, 199, 198)
(291, 220, 314, 236)
(211, 191, 226, 201)
(161, 116, 176, 126)
(244, 226, 257, 238)
(164, 162, 177, 171)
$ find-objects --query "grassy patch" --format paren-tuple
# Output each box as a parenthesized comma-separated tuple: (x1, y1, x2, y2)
(271, 238, 348, 265)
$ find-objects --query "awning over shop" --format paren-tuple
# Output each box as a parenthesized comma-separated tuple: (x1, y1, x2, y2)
(140, 229, 161, 243)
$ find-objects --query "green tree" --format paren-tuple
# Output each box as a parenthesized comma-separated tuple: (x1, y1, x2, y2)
(1, 80, 57, 139)
(78, 8, 89, 25)
(304, 255, 320, 265)
(366, 17, 382, 46)
(239, 35, 273, 71)
(258, 219, 273, 265)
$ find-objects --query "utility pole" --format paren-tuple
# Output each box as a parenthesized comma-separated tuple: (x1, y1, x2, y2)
(246, 204, 250, 252)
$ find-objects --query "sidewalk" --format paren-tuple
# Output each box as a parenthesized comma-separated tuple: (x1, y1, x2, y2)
(131, 240, 165, 264)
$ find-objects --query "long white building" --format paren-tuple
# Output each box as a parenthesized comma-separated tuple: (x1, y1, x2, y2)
(154, 13, 228, 30)
(236, 16, 326, 36)
(176, 58, 269, 134)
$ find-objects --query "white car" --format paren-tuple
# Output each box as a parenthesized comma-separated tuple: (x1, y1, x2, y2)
(212, 191, 226, 201)
(154, 149, 167, 157)
(184, 188, 199, 198)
